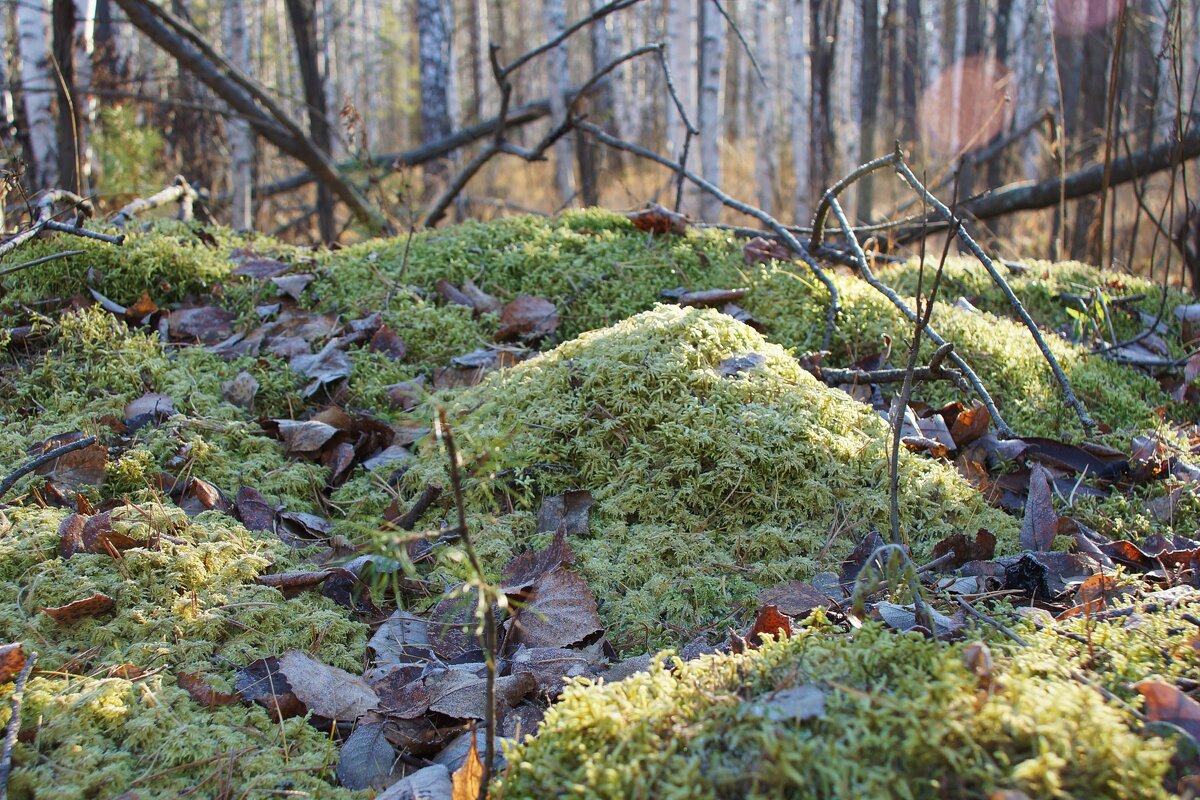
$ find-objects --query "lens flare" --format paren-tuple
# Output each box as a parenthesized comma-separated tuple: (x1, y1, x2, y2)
(918, 56, 1016, 158)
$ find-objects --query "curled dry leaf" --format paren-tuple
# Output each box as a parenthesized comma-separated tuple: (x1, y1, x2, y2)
(743, 236, 794, 264)
(276, 650, 379, 723)
(461, 278, 500, 314)
(494, 296, 559, 342)
(436, 278, 474, 307)
(168, 306, 236, 344)
(1020, 465, 1059, 552)
(962, 641, 994, 691)
(290, 340, 353, 396)
(369, 325, 408, 361)
(1135, 680, 1200, 742)
(451, 732, 484, 800)
(676, 288, 748, 308)
(627, 203, 688, 234)
(176, 671, 240, 707)
(40, 592, 115, 624)
(0, 642, 27, 684)
(747, 604, 793, 647)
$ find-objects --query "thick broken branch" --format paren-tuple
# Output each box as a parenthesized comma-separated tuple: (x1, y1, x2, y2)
(113, 0, 388, 233)
(111, 175, 198, 229)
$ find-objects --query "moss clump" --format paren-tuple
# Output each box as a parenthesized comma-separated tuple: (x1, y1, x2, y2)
(393, 305, 1016, 647)
(496, 615, 1183, 800)
(0, 504, 367, 799)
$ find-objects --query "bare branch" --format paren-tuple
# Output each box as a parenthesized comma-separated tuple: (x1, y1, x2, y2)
(111, 175, 198, 229)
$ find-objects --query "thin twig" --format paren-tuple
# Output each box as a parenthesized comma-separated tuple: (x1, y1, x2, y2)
(0, 249, 85, 278)
(819, 343, 960, 385)
(0, 651, 37, 800)
(499, 0, 645, 77)
(893, 157, 1096, 432)
(435, 411, 496, 800)
(0, 436, 98, 500)
(707, 0, 766, 86)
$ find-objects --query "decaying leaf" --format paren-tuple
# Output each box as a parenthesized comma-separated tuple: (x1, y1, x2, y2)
(272, 419, 339, 455)
(535, 490, 595, 536)
(1135, 680, 1200, 742)
(271, 273, 313, 300)
(276, 650, 379, 723)
(40, 592, 115, 624)
(337, 719, 400, 791)
(962, 641, 994, 691)
(370, 325, 408, 361)
(510, 646, 596, 699)
(235, 656, 305, 718)
(369, 611, 435, 671)
(930, 529, 996, 570)
(461, 278, 500, 314)
(743, 236, 793, 264)
(1020, 465, 1058, 551)
(746, 684, 826, 722)
(232, 255, 291, 279)
(234, 486, 276, 531)
(717, 352, 766, 378)
(757, 581, 830, 618)
(124, 392, 176, 428)
(168, 306, 236, 344)
(875, 601, 961, 637)
(675, 288, 748, 307)
(494, 296, 559, 342)
(627, 203, 688, 234)
(176, 671, 240, 707)
(507, 566, 604, 650)
(222, 371, 260, 408)
(747, 604, 793, 647)
(374, 764, 452, 800)
(290, 340, 353, 396)
(32, 432, 107, 494)
(0, 643, 27, 684)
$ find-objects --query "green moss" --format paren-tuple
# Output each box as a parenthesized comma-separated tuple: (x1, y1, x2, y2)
(390, 305, 1016, 648)
(497, 615, 1182, 800)
(0, 504, 367, 799)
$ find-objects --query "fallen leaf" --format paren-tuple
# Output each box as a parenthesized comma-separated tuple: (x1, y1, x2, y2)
(722, 303, 767, 332)
(676, 288, 748, 307)
(451, 731, 484, 800)
(369, 611, 435, 671)
(125, 290, 158, 319)
(461, 278, 500, 314)
(627, 203, 688, 234)
(436, 278, 474, 308)
(255, 570, 332, 596)
(717, 352, 766, 378)
(57, 512, 87, 558)
(369, 325, 408, 361)
(234, 486, 276, 531)
(337, 720, 400, 791)
(943, 401, 991, 448)
(494, 296, 559, 342)
(168, 306, 235, 344)
(1020, 465, 1058, 551)
(41, 592, 115, 624)
(374, 764, 451, 800)
(290, 340, 352, 397)
(1135, 680, 1200, 741)
(535, 490, 595, 537)
(0, 643, 27, 684)
(962, 641, 993, 690)
(271, 273, 313, 300)
(875, 601, 961, 637)
(232, 256, 291, 279)
(384, 378, 426, 412)
(839, 530, 886, 587)
(234, 656, 305, 718)
(930, 529, 996, 570)
(222, 371, 259, 409)
(747, 605, 792, 647)
(177, 671, 240, 707)
(746, 684, 825, 722)
(272, 419, 339, 455)
(743, 236, 793, 264)
(510, 646, 596, 699)
(757, 581, 830, 618)
(32, 434, 106, 494)
(276, 650, 379, 723)
(506, 566, 604, 650)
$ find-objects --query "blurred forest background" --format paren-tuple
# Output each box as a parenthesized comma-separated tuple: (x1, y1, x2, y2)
(0, 0, 1197, 282)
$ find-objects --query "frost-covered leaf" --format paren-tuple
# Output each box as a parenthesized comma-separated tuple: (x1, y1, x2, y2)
(124, 392, 176, 428)
(232, 255, 290, 279)
(271, 273, 313, 300)
(272, 419, 338, 455)
(535, 490, 594, 537)
(276, 650, 379, 723)
(222, 371, 259, 408)
(337, 720, 399, 791)
(507, 566, 604, 650)
(494, 296, 558, 342)
(510, 646, 595, 699)
(374, 764, 451, 800)
(290, 340, 353, 396)
(369, 611, 434, 670)
(1021, 465, 1058, 551)
(757, 581, 829, 619)
(746, 685, 825, 722)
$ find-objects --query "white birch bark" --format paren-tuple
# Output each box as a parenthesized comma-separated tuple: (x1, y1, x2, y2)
(543, 0, 575, 205)
(223, 0, 254, 229)
(752, 0, 776, 214)
(789, 0, 812, 223)
(16, 0, 57, 189)
(697, 0, 725, 220)
(665, 0, 698, 156)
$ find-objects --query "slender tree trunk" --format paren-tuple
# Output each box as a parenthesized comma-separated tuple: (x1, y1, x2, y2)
(17, 0, 58, 189)
(665, 0, 698, 157)
(697, 0, 725, 221)
(285, 0, 335, 241)
(809, 0, 837, 195)
(988, 0, 1015, 190)
(902, 0, 920, 141)
(52, 0, 80, 193)
(223, 0, 254, 229)
(417, 0, 453, 190)
(858, 0, 880, 219)
(543, 0, 575, 207)
(752, 0, 776, 214)
(790, 0, 812, 222)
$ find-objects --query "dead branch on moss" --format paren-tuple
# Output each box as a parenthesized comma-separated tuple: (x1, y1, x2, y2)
(0, 650, 36, 800)
(819, 342, 960, 386)
(0, 190, 121, 261)
(0, 436, 98, 501)
(0, 249, 85, 279)
(111, 176, 201, 229)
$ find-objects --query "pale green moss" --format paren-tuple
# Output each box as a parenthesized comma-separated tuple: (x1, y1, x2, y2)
(390, 305, 1017, 648)
(497, 616, 1181, 800)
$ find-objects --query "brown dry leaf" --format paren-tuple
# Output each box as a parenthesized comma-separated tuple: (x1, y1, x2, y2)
(1135, 680, 1200, 741)
(1020, 465, 1058, 551)
(494, 296, 559, 342)
(962, 641, 993, 691)
(126, 290, 159, 319)
(743, 236, 793, 264)
(234, 656, 305, 719)
(336, 719, 400, 791)
(839, 530, 886, 587)
(747, 604, 792, 647)
(676, 288, 748, 307)
(81, 510, 143, 553)
(508, 567, 604, 650)
(168, 306, 236, 344)
(234, 486, 276, 532)
(176, 671, 240, 707)
(370, 325, 408, 361)
(535, 490, 595, 537)
(510, 646, 596, 700)
(273, 419, 339, 455)
(41, 592, 115, 624)
(232, 256, 291, 279)
(451, 731, 484, 800)
(462, 278, 500, 314)
(0, 643, 27, 684)
(33, 434, 106, 494)
(255, 570, 331, 596)
(627, 203, 688, 234)
(946, 401, 991, 448)
(436, 278, 474, 307)
(722, 303, 767, 332)
(178, 477, 230, 516)
(384, 378, 426, 412)
(276, 650, 379, 723)
(930, 529, 997, 570)
(427, 671, 536, 721)
(57, 512, 87, 558)
(757, 581, 829, 618)
(222, 370, 260, 408)
(290, 340, 353, 397)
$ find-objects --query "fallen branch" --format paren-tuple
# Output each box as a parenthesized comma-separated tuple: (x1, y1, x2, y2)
(111, 175, 199, 229)
(0, 651, 36, 800)
(0, 435, 98, 500)
(820, 342, 961, 386)
(0, 249, 85, 278)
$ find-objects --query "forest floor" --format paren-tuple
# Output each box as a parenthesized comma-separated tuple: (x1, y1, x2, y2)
(0, 208, 1199, 799)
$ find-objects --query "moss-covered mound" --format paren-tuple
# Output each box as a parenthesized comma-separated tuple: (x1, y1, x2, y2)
(498, 612, 1195, 799)
(386, 305, 1017, 648)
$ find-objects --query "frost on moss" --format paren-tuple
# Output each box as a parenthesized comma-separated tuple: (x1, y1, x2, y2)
(496, 615, 1184, 800)
(0, 504, 367, 799)
(394, 305, 1016, 648)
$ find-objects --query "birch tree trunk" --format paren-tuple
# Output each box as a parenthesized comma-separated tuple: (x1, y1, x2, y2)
(697, 0, 725, 221)
(543, 0, 575, 207)
(665, 0, 698, 158)
(222, 0, 254, 229)
(752, 0, 776, 214)
(16, 0, 58, 189)
(417, 0, 453, 186)
(789, 0, 812, 223)
(858, 0, 880, 219)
